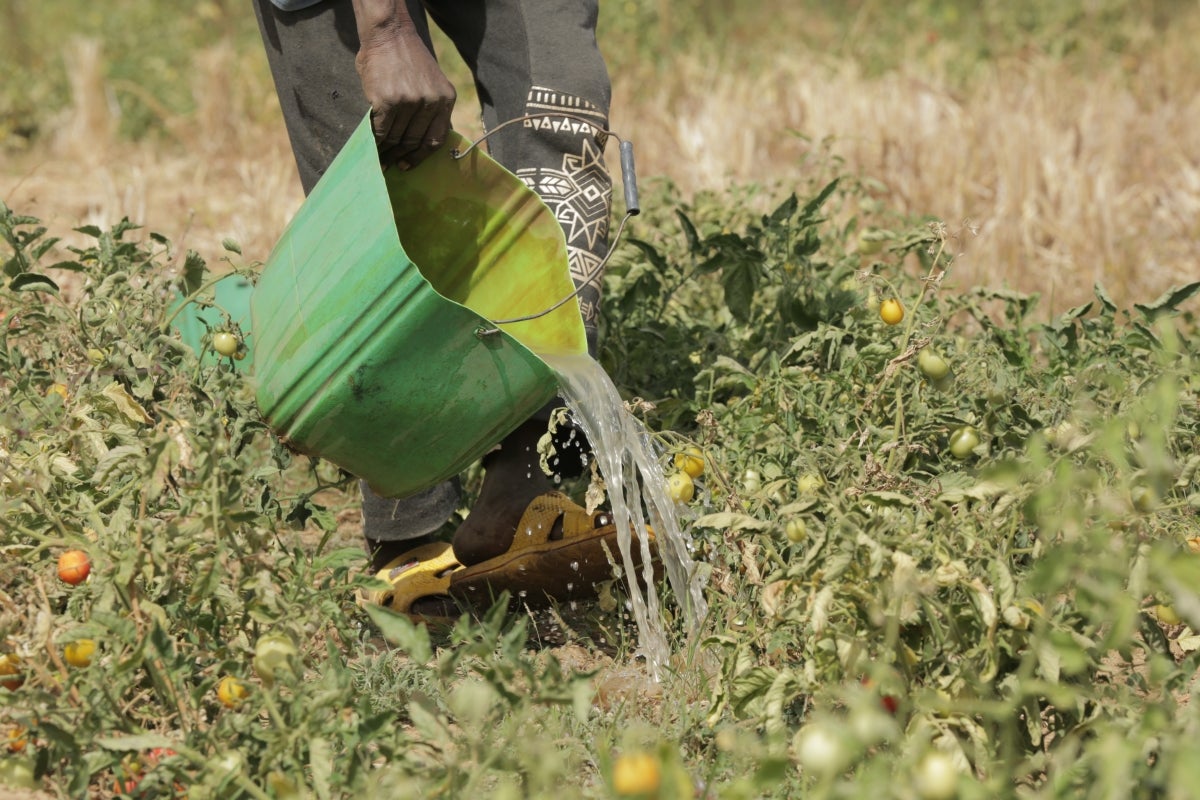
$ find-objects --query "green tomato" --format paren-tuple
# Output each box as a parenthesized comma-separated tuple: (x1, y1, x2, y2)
(793, 724, 848, 777)
(1154, 604, 1181, 625)
(917, 348, 950, 381)
(948, 426, 980, 460)
(253, 632, 299, 686)
(0, 756, 37, 789)
(913, 752, 959, 800)
(212, 331, 239, 358)
(1131, 485, 1157, 513)
(796, 473, 824, 494)
(742, 469, 762, 494)
(785, 519, 807, 543)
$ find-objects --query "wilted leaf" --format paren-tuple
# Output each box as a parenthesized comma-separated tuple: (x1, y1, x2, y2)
(101, 382, 153, 425)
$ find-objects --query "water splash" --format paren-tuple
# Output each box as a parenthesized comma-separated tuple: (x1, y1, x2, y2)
(545, 353, 709, 677)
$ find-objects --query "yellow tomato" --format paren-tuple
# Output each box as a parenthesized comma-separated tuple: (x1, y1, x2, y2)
(64, 639, 96, 668)
(666, 472, 695, 504)
(1154, 604, 1182, 626)
(612, 751, 661, 797)
(879, 298, 904, 325)
(672, 446, 705, 478)
(217, 676, 249, 708)
(0, 655, 23, 691)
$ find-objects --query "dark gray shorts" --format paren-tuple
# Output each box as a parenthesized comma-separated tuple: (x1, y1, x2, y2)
(253, 0, 613, 539)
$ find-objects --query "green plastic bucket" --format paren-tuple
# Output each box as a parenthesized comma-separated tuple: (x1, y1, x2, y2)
(251, 114, 586, 498)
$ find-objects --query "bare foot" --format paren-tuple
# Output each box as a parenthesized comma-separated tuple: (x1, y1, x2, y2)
(452, 419, 553, 566)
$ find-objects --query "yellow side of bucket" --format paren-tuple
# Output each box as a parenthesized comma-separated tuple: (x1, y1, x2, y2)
(251, 115, 586, 498)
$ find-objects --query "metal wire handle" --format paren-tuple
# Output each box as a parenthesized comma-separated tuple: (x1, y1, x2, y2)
(456, 113, 641, 336)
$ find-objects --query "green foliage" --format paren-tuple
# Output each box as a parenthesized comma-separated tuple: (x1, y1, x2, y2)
(600, 171, 1200, 796)
(3, 157, 1200, 798)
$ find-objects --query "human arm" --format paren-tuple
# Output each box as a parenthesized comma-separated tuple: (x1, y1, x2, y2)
(350, 0, 456, 169)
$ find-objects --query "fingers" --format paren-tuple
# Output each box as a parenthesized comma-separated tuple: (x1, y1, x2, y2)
(377, 96, 453, 171)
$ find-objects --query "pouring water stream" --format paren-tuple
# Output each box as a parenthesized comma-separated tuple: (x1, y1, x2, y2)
(544, 353, 709, 678)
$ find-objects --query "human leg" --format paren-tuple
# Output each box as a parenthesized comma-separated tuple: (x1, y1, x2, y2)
(424, 0, 614, 565)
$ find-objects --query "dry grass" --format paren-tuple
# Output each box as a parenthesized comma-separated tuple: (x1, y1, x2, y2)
(2, 11, 1198, 314)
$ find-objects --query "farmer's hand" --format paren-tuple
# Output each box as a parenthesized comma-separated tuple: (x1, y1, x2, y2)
(352, 1, 456, 170)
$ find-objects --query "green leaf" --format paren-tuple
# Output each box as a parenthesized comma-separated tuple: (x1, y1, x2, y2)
(801, 178, 839, 218)
(364, 603, 434, 663)
(675, 209, 700, 253)
(693, 512, 771, 531)
(9, 272, 59, 293)
(1094, 283, 1117, 314)
(309, 736, 333, 800)
(722, 259, 758, 322)
(181, 249, 207, 295)
(1134, 281, 1200, 319)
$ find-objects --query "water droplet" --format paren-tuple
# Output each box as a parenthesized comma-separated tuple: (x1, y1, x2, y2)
(526, 472, 531, 479)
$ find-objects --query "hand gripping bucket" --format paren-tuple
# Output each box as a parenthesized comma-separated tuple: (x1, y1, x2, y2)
(250, 115, 589, 499)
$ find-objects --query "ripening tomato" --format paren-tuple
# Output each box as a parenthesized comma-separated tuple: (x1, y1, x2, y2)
(612, 752, 661, 797)
(913, 752, 959, 800)
(57, 549, 91, 585)
(0, 655, 23, 691)
(879, 298, 904, 325)
(63, 639, 96, 668)
(673, 446, 705, 478)
(217, 676, 249, 708)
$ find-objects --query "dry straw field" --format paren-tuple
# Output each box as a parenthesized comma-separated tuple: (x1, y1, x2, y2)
(2, 1, 1198, 312)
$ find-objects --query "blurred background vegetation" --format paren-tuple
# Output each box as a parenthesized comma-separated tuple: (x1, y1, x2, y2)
(2, 0, 1199, 308)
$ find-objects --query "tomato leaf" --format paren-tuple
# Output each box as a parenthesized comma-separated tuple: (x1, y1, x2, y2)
(722, 258, 758, 322)
(9, 272, 59, 293)
(364, 604, 433, 663)
(692, 512, 771, 531)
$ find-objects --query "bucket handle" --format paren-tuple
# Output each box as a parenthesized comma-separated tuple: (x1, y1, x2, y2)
(453, 114, 641, 335)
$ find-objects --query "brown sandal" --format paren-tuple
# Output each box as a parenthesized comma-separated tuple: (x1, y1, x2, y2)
(359, 492, 657, 620)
